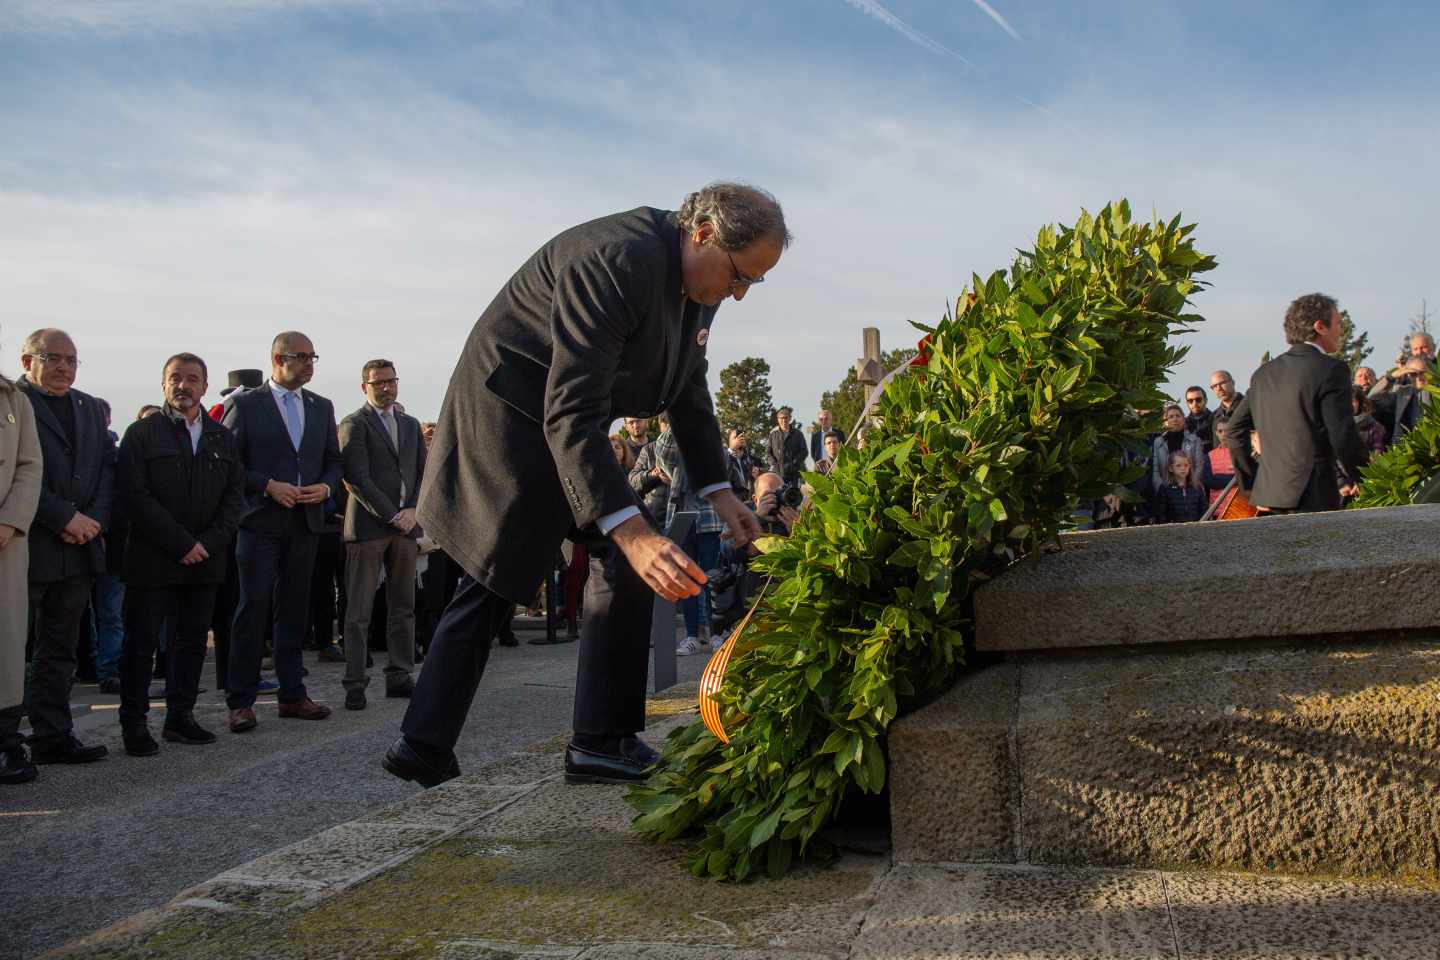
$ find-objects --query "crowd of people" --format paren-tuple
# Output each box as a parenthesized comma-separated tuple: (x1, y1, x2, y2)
(0, 321, 835, 786)
(0, 289, 1429, 787)
(1092, 300, 1432, 528)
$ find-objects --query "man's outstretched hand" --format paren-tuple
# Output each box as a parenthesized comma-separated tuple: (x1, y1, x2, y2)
(709, 489, 762, 550)
(611, 514, 706, 602)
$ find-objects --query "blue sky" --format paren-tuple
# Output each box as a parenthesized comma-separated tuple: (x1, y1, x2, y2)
(3, 0, 1438, 429)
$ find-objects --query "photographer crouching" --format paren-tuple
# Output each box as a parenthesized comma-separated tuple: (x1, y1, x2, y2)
(706, 471, 803, 639)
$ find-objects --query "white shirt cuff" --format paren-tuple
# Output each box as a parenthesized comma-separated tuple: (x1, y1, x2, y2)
(598, 506, 642, 536)
(697, 482, 731, 498)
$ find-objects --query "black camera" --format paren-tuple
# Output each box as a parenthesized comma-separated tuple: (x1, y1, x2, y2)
(761, 482, 803, 517)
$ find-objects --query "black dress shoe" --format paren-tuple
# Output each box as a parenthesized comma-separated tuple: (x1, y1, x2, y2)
(0, 746, 38, 784)
(497, 631, 519, 648)
(564, 736, 660, 785)
(345, 688, 367, 711)
(381, 737, 459, 789)
(162, 713, 217, 745)
(123, 725, 160, 757)
(385, 679, 415, 699)
(97, 677, 122, 695)
(32, 734, 108, 765)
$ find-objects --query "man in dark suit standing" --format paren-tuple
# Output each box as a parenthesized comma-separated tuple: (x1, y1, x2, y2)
(338, 359, 426, 711)
(385, 182, 784, 788)
(14, 328, 114, 764)
(1226, 293, 1369, 513)
(809, 409, 846, 464)
(222, 332, 342, 732)
(115, 353, 243, 755)
(767, 406, 808, 483)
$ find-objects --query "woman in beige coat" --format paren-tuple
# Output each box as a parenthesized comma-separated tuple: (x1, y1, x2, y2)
(1, 361, 44, 784)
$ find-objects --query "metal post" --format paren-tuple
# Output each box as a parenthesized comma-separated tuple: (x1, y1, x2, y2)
(650, 510, 696, 692)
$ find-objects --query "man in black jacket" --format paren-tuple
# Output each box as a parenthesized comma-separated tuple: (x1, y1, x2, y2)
(14, 329, 114, 765)
(115, 353, 243, 755)
(1226, 294, 1368, 512)
(222, 332, 343, 733)
(767, 407, 807, 483)
(386, 183, 781, 789)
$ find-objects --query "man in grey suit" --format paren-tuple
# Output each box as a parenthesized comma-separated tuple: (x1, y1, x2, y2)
(14, 328, 113, 764)
(385, 182, 783, 789)
(1226, 293, 1369, 513)
(338, 359, 426, 711)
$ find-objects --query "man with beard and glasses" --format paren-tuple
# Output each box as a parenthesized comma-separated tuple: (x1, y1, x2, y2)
(114, 353, 243, 755)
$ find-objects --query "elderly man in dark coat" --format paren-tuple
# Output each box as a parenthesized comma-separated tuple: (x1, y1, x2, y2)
(15, 328, 115, 765)
(385, 183, 787, 788)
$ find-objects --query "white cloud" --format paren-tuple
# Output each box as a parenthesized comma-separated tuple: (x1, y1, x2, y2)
(2, 16, 1436, 430)
(841, 0, 972, 64)
(969, 0, 1020, 41)
(0, 0, 479, 35)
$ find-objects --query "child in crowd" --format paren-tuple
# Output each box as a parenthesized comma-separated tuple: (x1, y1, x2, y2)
(1155, 450, 1207, 523)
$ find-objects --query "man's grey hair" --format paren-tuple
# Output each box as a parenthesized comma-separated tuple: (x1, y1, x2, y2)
(1412, 332, 1436, 349)
(677, 182, 792, 251)
(21, 327, 73, 357)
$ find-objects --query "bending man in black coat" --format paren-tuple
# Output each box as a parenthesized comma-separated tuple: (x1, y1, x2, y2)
(385, 182, 785, 788)
(1226, 293, 1368, 513)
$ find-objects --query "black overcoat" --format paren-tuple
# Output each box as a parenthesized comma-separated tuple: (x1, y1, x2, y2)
(1226, 343, 1369, 510)
(117, 406, 244, 587)
(417, 206, 729, 602)
(17, 377, 115, 583)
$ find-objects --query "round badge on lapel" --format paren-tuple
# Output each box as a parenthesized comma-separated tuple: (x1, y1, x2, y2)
(696, 328, 710, 347)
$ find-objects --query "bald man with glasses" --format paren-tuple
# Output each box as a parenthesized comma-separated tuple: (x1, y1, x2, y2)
(1208, 369, 1245, 439)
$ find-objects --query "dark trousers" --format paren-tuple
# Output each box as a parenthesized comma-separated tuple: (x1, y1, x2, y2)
(25, 575, 94, 746)
(401, 545, 652, 756)
(308, 531, 345, 649)
(228, 515, 318, 709)
(120, 584, 217, 726)
(211, 546, 240, 690)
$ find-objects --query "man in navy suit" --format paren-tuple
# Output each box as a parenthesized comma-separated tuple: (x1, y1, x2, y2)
(221, 332, 343, 733)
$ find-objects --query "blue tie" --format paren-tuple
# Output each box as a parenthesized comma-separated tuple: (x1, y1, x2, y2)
(282, 391, 303, 451)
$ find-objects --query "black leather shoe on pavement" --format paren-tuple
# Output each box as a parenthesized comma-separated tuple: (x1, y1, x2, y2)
(344, 689, 367, 711)
(162, 713, 217, 745)
(317, 643, 346, 663)
(564, 736, 660, 785)
(381, 737, 459, 789)
(123, 724, 160, 757)
(385, 679, 415, 699)
(32, 734, 108, 765)
(0, 746, 38, 784)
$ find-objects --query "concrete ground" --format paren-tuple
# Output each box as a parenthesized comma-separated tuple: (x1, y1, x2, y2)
(39, 695, 1440, 960)
(0, 619, 709, 960)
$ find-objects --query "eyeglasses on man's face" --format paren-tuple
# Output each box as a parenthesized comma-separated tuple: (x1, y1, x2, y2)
(726, 252, 764, 288)
(278, 353, 319, 364)
(1185, 396, 1205, 405)
(32, 352, 81, 368)
(365, 377, 399, 389)
(1210, 378, 1232, 390)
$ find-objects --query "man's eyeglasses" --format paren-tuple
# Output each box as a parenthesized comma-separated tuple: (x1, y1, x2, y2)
(32, 352, 81, 368)
(365, 378, 399, 388)
(727, 252, 764, 288)
(278, 353, 320, 363)
(1209, 379, 1232, 390)
(1185, 397, 1206, 405)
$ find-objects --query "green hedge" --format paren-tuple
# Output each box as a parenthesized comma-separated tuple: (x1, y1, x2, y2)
(628, 201, 1216, 880)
